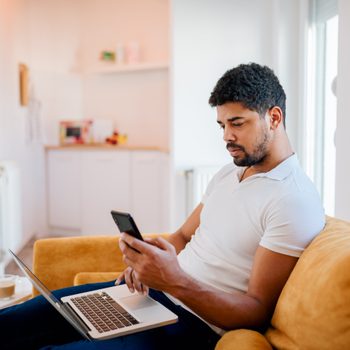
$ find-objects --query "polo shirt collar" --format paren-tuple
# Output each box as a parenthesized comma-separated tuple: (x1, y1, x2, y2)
(237, 154, 298, 181)
(258, 153, 298, 180)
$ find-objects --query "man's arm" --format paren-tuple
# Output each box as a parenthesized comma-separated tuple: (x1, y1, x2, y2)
(170, 245, 298, 329)
(167, 203, 203, 253)
(120, 235, 298, 330)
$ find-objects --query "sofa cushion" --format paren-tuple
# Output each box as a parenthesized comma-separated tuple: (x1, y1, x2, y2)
(215, 329, 272, 350)
(265, 217, 350, 349)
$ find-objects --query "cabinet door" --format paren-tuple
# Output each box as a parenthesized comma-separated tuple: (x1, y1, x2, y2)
(81, 151, 131, 235)
(131, 151, 169, 233)
(47, 151, 81, 230)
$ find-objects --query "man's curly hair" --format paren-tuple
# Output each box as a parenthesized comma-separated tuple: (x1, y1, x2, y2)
(209, 63, 286, 126)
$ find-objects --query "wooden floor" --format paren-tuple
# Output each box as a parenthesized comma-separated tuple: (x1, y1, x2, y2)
(5, 236, 37, 276)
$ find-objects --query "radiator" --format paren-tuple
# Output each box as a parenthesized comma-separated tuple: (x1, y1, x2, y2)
(0, 162, 21, 268)
(184, 166, 220, 214)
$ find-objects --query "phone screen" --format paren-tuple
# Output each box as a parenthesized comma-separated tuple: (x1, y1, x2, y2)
(111, 210, 144, 241)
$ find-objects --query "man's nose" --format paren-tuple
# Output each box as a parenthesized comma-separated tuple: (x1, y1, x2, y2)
(223, 127, 236, 143)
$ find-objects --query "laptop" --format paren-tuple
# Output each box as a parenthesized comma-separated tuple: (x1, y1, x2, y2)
(9, 250, 178, 341)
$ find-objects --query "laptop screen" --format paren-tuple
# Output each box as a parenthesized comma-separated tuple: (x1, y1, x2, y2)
(9, 249, 91, 340)
(8, 249, 61, 305)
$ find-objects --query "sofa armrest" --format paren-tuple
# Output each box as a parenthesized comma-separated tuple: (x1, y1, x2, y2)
(32, 233, 169, 296)
(215, 329, 272, 350)
(33, 235, 123, 295)
(73, 272, 120, 286)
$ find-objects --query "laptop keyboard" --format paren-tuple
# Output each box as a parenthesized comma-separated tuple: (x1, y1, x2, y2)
(71, 292, 139, 333)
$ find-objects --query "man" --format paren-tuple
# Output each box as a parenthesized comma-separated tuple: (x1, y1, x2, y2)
(0, 63, 324, 350)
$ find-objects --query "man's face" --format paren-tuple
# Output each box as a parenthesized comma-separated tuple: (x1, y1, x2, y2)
(217, 102, 272, 167)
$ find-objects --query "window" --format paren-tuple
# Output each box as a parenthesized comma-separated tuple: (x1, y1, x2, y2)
(306, 0, 338, 215)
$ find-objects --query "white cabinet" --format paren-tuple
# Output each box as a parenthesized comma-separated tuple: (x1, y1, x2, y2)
(47, 151, 81, 231)
(47, 148, 169, 235)
(130, 151, 169, 233)
(81, 151, 131, 235)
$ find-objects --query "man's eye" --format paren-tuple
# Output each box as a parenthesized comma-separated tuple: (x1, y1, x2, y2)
(232, 123, 243, 127)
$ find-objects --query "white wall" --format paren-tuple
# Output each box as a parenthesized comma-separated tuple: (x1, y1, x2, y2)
(26, 0, 85, 144)
(0, 0, 46, 249)
(334, 0, 350, 221)
(272, 0, 301, 155)
(171, 0, 303, 170)
(80, 0, 169, 69)
(172, 0, 276, 170)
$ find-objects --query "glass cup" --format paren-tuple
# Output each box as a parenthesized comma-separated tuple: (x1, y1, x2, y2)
(0, 274, 17, 299)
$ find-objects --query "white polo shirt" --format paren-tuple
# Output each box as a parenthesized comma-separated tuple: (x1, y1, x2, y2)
(170, 154, 325, 333)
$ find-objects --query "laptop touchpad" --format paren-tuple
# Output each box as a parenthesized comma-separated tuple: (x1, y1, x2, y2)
(120, 295, 158, 311)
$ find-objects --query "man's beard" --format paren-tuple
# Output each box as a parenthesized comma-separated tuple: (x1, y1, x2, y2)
(227, 131, 270, 167)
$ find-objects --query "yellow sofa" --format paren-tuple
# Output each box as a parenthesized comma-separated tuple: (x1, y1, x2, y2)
(33, 217, 350, 349)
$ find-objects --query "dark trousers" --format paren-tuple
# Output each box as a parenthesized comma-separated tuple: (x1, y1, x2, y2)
(0, 281, 220, 349)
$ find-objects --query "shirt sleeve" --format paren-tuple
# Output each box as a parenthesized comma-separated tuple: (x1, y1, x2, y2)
(260, 191, 325, 257)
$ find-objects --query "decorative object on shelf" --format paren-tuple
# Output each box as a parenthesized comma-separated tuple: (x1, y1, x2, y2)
(59, 120, 93, 145)
(99, 42, 140, 65)
(99, 50, 115, 62)
(25, 85, 44, 144)
(125, 42, 140, 64)
(19, 63, 29, 106)
(117, 134, 128, 145)
(105, 129, 128, 145)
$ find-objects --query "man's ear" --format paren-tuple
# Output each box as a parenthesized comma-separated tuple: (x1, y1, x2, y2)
(268, 106, 283, 130)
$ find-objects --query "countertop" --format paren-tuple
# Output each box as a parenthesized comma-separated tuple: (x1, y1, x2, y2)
(45, 144, 169, 153)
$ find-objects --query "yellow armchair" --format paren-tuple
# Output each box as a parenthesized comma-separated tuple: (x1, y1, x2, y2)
(33, 217, 350, 349)
(32, 234, 167, 294)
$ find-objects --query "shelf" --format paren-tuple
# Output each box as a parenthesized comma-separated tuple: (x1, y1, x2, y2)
(45, 144, 169, 153)
(85, 62, 169, 74)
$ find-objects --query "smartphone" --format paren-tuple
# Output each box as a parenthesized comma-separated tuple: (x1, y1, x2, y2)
(111, 210, 144, 241)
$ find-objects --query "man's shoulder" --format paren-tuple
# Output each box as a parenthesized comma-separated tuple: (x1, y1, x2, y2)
(266, 171, 322, 212)
(264, 169, 325, 232)
(266, 155, 319, 196)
